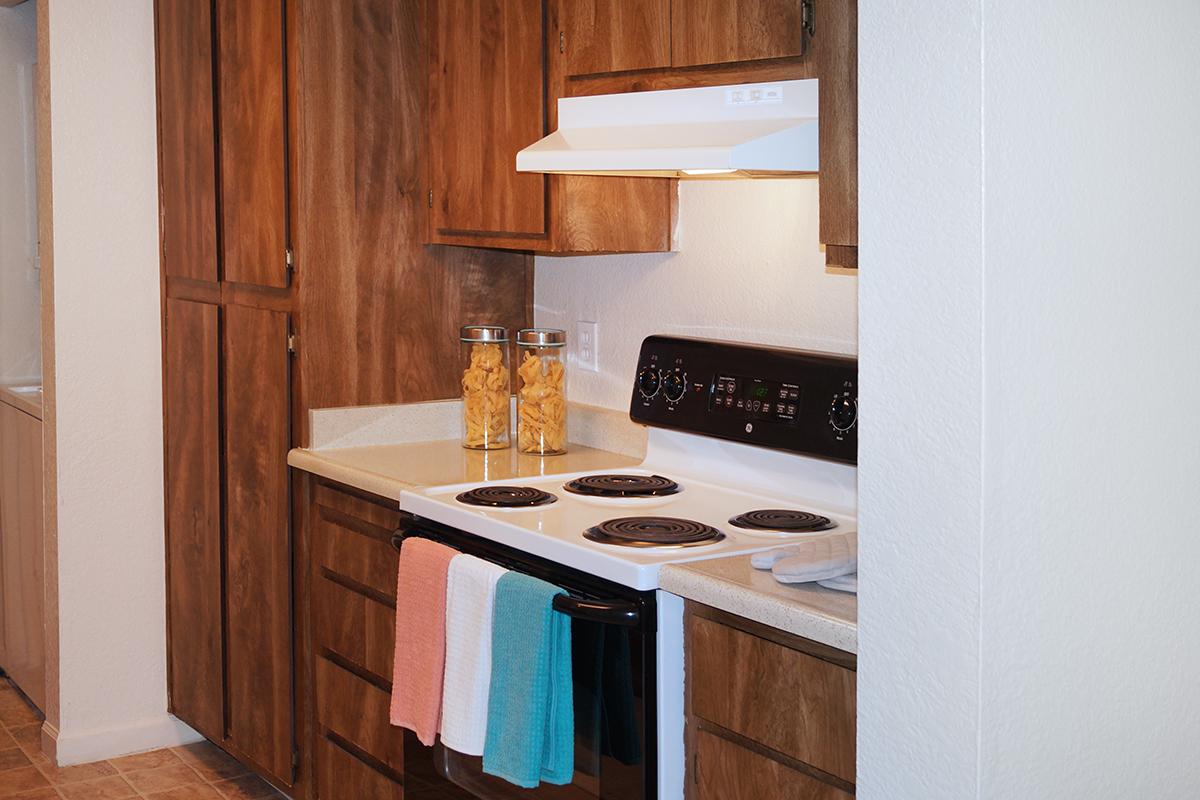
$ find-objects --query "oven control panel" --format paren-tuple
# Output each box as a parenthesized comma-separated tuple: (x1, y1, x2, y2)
(629, 335, 857, 464)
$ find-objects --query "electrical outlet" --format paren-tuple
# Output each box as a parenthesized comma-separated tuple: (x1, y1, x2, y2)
(576, 320, 599, 372)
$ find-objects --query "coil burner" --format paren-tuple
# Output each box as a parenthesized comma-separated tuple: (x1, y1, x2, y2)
(584, 516, 724, 548)
(455, 486, 558, 508)
(564, 474, 681, 498)
(728, 509, 835, 532)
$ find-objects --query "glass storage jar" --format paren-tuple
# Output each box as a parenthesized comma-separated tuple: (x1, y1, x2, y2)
(516, 328, 567, 455)
(460, 325, 510, 450)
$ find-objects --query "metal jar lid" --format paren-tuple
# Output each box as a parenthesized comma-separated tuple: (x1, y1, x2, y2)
(460, 325, 509, 343)
(516, 328, 567, 348)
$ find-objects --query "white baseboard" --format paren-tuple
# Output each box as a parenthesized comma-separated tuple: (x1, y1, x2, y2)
(51, 714, 203, 766)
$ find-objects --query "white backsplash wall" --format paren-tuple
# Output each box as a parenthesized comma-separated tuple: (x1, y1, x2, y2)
(534, 179, 858, 410)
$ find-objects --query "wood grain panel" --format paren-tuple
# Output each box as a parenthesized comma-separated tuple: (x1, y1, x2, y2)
(316, 735, 401, 800)
(555, 0, 671, 75)
(671, 0, 807, 67)
(163, 298, 223, 741)
(693, 729, 853, 800)
(313, 575, 395, 683)
(224, 304, 293, 783)
(0, 401, 45, 710)
(689, 613, 856, 783)
(156, 0, 218, 282)
(314, 657, 403, 773)
(814, 0, 857, 266)
(312, 503, 399, 603)
(292, 0, 530, 425)
(427, 0, 547, 238)
(217, 0, 288, 287)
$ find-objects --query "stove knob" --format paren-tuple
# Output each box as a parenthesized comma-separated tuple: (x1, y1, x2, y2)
(637, 366, 661, 399)
(829, 394, 858, 432)
(662, 370, 687, 403)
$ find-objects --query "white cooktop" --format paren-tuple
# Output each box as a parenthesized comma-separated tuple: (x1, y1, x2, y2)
(398, 429, 857, 590)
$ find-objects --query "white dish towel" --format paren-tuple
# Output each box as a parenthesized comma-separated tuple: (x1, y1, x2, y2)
(750, 532, 857, 591)
(439, 553, 508, 756)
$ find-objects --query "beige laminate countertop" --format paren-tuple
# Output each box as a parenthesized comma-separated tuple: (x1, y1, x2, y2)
(661, 556, 857, 654)
(288, 439, 640, 502)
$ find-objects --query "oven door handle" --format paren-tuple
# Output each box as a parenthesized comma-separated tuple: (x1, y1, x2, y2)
(390, 532, 642, 627)
(551, 594, 640, 627)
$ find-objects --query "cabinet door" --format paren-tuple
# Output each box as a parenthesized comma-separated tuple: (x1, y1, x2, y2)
(156, 0, 218, 282)
(163, 298, 224, 740)
(815, 0, 857, 268)
(671, 0, 807, 68)
(0, 402, 44, 711)
(557, 0, 671, 75)
(224, 304, 293, 783)
(217, 0, 288, 288)
(427, 0, 547, 240)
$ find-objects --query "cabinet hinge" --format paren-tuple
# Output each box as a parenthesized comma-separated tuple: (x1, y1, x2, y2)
(802, 0, 815, 37)
(692, 751, 699, 784)
(285, 247, 294, 272)
(428, 189, 433, 208)
(559, 30, 565, 53)
(287, 333, 297, 355)
(292, 749, 300, 781)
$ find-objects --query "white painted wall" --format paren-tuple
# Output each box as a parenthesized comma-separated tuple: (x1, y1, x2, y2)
(43, 0, 197, 763)
(859, 0, 1200, 796)
(535, 179, 858, 410)
(0, 2, 41, 382)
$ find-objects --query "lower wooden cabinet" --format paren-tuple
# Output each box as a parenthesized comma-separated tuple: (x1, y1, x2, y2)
(316, 735, 403, 800)
(686, 601, 856, 798)
(163, 299, 296, 786)
(308, 480, 404, 792)
(302, 477, 478, 800)
(693, 729, 853, 800)
(163, 298, 224, 743)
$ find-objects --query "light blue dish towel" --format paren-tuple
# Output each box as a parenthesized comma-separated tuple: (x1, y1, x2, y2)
(482, 572, 574, 788)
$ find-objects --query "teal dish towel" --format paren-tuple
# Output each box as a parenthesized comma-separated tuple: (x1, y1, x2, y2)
(482, 572, 574, 788)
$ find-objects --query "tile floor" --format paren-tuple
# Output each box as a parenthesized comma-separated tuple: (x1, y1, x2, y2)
(0, 680, 286, 800)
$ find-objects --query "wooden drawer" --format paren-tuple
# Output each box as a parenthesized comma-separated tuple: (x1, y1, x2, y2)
(316, 735, 402, 800)
(313, 574, 395, 683)
(693, 728, 853, 800)
(315, 655, 403, 773)
(312, 483, 400, 600)
(688, 613, 856, 783)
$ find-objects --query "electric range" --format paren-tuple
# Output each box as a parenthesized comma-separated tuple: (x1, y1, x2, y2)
(397, 335, 857, 800)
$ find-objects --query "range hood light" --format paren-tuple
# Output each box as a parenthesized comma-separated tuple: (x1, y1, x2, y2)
(516, 80, 819, 178)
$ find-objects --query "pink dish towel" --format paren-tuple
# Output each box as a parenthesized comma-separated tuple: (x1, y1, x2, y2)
(390, 538, 458, 746)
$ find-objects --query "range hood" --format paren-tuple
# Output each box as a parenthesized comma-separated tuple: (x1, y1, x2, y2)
(516, 79, 818, 178)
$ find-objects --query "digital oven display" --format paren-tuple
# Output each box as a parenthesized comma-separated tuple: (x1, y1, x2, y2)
(710, 375, 802, 424)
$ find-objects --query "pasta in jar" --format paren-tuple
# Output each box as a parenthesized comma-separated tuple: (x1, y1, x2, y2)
(460, 327, 510, 449)
(515, 329, 567, 455)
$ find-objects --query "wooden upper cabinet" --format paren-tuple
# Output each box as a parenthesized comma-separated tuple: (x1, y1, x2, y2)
(155, 0, 218, 283)
(426, 0, 675, 254)
(216, 0, 289, 288)
(557, 0, 671, 76)
(671, 0, 808, 67)
(814, 0, 857, 268)
(426, 0, 548, 241)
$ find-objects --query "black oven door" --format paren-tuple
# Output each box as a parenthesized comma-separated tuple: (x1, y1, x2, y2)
(394, 517, 658, 800)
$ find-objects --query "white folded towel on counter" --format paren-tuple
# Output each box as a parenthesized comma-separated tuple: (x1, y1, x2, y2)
(817, 573, 857, 594)
(751, 532, 857, 587)
(440, 554, 509, 756)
